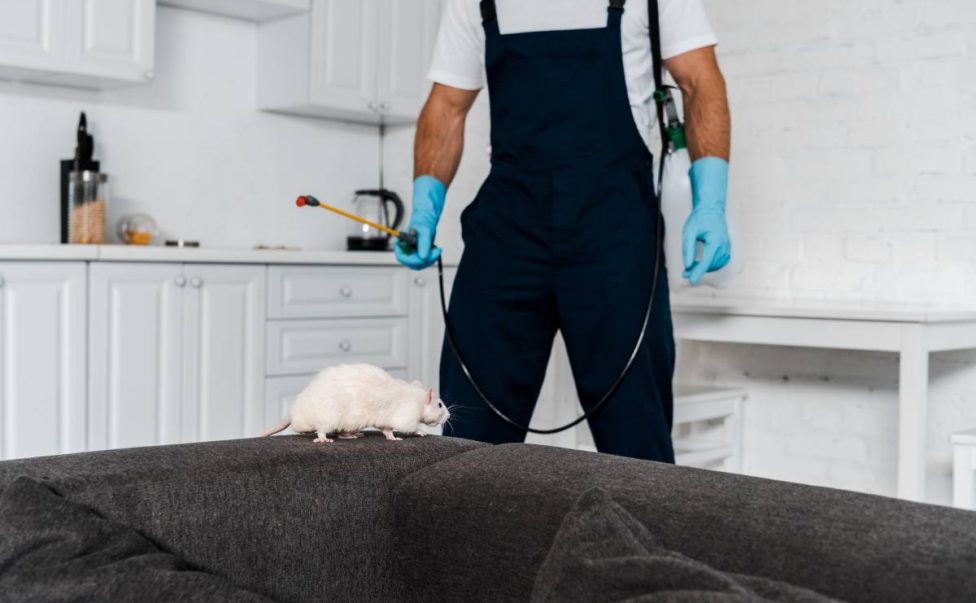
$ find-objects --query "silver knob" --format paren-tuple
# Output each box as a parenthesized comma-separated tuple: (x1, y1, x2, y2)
(367, 101, 379, 112)
(190, 277, 203, 288)
(339, 339, 352, 352)
(339, 286, 352, 298)
(379, 102, 390, 113)
(414, 276, 426, 287)
(0, 275, 5, 288)
(174, 276, 186, 287)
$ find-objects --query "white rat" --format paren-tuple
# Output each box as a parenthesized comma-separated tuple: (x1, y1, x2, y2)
(260, 363, 451, 443)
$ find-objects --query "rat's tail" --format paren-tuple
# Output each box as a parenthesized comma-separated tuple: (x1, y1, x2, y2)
(260, 418, 291, 438)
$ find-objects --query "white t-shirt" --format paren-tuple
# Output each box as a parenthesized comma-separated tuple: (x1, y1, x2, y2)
(428, 0, 718, 148)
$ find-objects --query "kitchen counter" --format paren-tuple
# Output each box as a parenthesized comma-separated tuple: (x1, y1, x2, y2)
(0, 244, 458, 266)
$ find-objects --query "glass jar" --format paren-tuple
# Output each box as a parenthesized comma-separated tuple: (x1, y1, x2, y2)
(117, 214, 158, 246)
(68, 171, 108, 245)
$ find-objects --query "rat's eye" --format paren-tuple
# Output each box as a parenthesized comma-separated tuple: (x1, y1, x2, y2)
(438, 402, 443, 408)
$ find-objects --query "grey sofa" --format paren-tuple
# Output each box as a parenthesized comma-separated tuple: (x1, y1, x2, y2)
(1, 434, 975, 602)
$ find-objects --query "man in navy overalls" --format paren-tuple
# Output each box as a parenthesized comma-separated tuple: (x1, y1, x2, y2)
(396, 0, 731, 462)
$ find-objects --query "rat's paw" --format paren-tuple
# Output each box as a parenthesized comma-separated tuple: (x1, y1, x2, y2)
(413, 431, 428, 437)
(313, 436, 334, 444)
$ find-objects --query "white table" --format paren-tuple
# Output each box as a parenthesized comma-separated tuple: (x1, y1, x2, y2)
(671, 296, 976, 502)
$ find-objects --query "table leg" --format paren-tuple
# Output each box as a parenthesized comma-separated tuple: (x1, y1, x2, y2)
(898, 325, 928, 501)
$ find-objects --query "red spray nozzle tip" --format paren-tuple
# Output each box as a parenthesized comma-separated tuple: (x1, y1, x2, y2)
(295, 196, 307, 207)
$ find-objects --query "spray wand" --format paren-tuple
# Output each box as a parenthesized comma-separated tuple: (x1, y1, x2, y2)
(295, 195, 419, 254)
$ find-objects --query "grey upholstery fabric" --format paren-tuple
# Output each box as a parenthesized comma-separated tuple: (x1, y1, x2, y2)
(394, 443, 976, 603)
(0, 476, 273, 602)
(532, 488, 839, 603)
(0, 434, 486, 603)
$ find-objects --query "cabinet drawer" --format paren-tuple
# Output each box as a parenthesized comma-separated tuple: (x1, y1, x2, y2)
(267, 318, 407, 375)
(268, 266, 408, 319)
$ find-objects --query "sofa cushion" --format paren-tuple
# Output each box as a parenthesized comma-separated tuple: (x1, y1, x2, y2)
(393, 443, 976, 603)
(0, 434, 486, 603)
(0, 476, 273, 602)
(532, 487, 840, 603)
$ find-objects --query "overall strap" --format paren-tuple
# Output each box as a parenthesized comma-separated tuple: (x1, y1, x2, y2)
(480, 0, 496, 22)
(648, 0, 668, 184)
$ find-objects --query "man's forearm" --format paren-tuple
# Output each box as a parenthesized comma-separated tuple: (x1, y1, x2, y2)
(680, 72, 730, 162)
(668, 48, 731, 162)
(414, 85, 476, 186)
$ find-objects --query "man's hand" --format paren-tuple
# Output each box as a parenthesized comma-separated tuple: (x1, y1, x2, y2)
(682, 158, 731, 284)
(395, 176, 446, 270)
(665, 46, 732, 285)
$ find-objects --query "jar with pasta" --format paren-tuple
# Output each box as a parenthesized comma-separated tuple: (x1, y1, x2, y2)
(68, 171, 108, 245)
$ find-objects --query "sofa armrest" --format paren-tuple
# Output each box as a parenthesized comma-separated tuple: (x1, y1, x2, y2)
(0, 434, 485, 603)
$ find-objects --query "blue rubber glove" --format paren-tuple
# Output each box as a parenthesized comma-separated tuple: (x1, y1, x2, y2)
(395, 175, 445, 270)
(682, 157, 732, 284)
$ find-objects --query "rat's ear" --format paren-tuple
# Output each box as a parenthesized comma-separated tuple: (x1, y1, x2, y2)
(426, 389, 433, 405)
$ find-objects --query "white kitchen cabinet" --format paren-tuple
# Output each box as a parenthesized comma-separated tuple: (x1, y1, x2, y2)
(307, 0, 379, 118)
(182, 265, 266, 442)
(0, 263, 87, 461)
(89, 263, 266, 451)
(257, 0, 441, 124)
(407, 266, 454, 391)
(159, 0, 309, 22)
(0, 0, 60, 73)
(0, 0, 154, 88)
(376, 0, 441, 122)
(88, 263, 184, 451)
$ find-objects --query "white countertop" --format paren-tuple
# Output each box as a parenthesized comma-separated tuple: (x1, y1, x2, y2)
(0, 244, 455, 266)
(671, 295, 976, 323)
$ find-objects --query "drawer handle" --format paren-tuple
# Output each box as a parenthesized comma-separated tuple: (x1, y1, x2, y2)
(339, 286, 353, 298)
(339, 339, 353, 352)
(414, 276, 426, 287)
(190, 277, 203, 288)
(174, 276, 186, 287)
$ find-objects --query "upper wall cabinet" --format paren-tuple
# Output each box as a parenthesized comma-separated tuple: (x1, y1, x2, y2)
(258, 0, 442, 125)
(159, 0, 309, 22)
(0, 0, 155, 88)
(377, 0, 442, 122)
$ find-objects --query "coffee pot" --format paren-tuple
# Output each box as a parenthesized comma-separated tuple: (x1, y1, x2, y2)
(346, 189, 404, 251)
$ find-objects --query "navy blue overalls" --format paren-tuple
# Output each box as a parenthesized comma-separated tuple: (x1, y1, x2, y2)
(440, 0, 676, 462)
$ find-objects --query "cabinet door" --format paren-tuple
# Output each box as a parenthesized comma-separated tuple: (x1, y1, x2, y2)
(0, 263, 86, 460)
(182, 265, 266, 443)
(376, 0, 441, 123)
(407, 266, 454, 390)
(62, 0, 155, 83)
(307, 0, 379, 116)
(0, 0, 62, 71)
(88, 263, 184, 451)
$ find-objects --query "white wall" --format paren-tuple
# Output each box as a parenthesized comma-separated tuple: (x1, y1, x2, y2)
(383, 0, 976, 505)
(0, 7, 379, 249)
(692, 0, 976, 505)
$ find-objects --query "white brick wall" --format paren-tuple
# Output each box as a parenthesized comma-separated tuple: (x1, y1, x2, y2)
(383, 0, 976, 505)
(684, 0, 976, 505)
